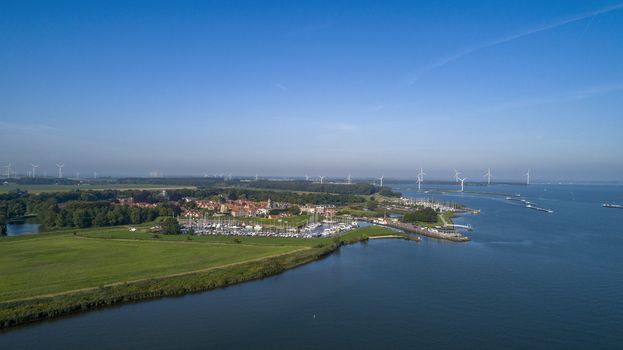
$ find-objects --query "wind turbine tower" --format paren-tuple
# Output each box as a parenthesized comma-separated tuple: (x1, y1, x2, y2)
(418, 167, 426, 182)
(31, 164, 39, 178)
(319, 176, 325, 184)
(378, 175, 384, 187)
(305, 174, 310, 181)
(484, 168, 492, 185)
(3, 162, 11, 179)
(525, 170, 530, 185)
(56, 163, 64, 178)
(459, 177, 467, 192)
(347, 174, 352, 185)
(255, 174, 259, 181)
(417, 173, 422, 191)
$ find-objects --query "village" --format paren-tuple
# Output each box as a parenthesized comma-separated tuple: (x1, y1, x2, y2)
(178, 198, 355, 238)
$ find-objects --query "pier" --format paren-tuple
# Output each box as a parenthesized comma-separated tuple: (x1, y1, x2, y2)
(443, 223, 473, 230)
(355, 218, 470, 242)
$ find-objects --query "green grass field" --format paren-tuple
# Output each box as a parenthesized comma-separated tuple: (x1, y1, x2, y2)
(0, 183, 196, 194)
(0, 233, 299, 302)
(0, 224, 402, 304)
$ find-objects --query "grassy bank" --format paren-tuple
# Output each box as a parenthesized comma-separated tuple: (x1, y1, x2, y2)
(0, 225, 408, 328)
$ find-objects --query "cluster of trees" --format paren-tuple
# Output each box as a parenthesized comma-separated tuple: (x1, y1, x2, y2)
(221, 189, 365, 206)
(37, 201, 177, 229)
(401, 207, 438, 223)
(158, 217, 181, 234)
(268, 206, 301, 216)
(0, 189, 182, 232)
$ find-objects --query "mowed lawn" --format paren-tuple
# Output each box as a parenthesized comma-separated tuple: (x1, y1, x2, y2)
(0, 233, 301, 302)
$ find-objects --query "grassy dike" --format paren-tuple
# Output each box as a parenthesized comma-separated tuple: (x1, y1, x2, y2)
(0, 225, 415, 329)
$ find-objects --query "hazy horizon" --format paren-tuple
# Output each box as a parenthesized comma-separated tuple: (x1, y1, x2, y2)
(2, 1, 623, 181)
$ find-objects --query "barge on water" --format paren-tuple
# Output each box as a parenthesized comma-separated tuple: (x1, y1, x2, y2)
(603, 203, 623, 209)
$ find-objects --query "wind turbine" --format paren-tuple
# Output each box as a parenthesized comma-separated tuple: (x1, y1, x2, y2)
(418, 167, 426, 182)
(318, 176, 325, 184)
(255, 174, 259, 181)
(484, 168, 492, 185)
(378, 175, 384, 187)
(30, 164, 39, 178)
(305, 174, 310, 181)
(525, 170, 530, 185)
(56, 163, 64, 178)
(454, 169, 461, 183)
(3, 162, 11, 178)
(459, 177, 467, 192)
(347, 174, 352, 185)
(417, 173, 423, 191)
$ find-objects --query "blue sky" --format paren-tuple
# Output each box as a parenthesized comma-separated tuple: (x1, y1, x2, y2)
(1, 0, 622, 180)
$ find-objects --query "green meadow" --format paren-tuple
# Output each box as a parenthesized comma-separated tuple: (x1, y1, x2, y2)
(0, 225, 403, 320)
(0, 232, 300, 303)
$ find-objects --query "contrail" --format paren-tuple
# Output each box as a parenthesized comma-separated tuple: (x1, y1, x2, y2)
(275, 83, 291, 93)
(407, 2, 623, 85)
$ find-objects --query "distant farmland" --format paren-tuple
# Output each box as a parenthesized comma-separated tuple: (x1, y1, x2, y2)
(0, 183, 196, 194)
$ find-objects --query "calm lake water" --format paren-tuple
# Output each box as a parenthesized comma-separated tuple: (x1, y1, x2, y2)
(1, 183, 623, 349)
(4, 223, 40, 236)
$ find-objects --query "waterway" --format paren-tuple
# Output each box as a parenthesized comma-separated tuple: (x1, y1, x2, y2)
(1, 183, 622, 349)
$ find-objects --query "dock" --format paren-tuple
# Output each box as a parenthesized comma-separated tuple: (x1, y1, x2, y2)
(357, 219, 470, 242)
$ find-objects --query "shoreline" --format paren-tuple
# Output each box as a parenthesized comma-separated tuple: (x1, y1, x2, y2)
(0, 229, 414, 330)
(0, 243, 337, 329)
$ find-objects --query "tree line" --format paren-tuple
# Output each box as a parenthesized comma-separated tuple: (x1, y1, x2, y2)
(0, 184, 396, 234)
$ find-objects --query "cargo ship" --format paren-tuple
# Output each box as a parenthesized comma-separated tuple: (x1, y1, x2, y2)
(602, 203, 623, 209)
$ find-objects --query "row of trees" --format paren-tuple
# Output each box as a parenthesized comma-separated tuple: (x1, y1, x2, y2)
(114, 178, 403, 197)
(221, 189, 366, 205)
(241, 180, 396, 196)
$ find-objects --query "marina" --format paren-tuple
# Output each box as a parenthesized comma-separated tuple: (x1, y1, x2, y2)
(181, 216, 362, 239)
